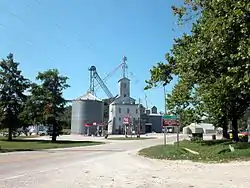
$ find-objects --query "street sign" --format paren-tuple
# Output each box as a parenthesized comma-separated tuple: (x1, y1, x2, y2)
(163, 115, 178, 119)
(163, 119, 179, 126)
(84, 123, 92, 127)
(123, 116, 130, 125)
(162, 114, 180, 147)
(162, 115, 179, 126)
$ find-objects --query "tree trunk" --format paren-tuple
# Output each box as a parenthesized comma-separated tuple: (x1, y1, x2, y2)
(51, 134, 57, 142)
(51, 124, 57, 142)
(36, 124, 39, 135)
(222, 117, 229, 139)
(222, 125, 229, 139)
(51, 120, 57, 142)
(8, 125, 13, 141)
(232, 117, 239, 142)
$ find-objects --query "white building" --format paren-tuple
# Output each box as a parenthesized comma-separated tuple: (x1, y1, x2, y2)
(183, 123, 216, 135)
(108, 77, 139, 134)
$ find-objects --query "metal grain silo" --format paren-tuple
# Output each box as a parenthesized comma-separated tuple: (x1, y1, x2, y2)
(71, 92, 104, 135)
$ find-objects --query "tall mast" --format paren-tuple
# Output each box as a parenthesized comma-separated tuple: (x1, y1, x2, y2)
(122, 56, 128, 78)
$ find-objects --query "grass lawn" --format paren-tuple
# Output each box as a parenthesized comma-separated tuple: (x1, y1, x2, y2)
(107, 137, 154, 140)
(139, 140, 250, 163)
(0, 138, 103, 153)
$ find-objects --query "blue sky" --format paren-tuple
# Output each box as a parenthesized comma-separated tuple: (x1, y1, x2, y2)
(0, 0, 190, 112)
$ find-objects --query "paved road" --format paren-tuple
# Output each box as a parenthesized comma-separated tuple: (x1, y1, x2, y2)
(0, 134, 178, 188)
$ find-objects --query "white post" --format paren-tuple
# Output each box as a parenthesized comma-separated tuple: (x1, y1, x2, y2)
(177, 114, 180, 148)
(137, 98, 141, 138)
(87, 127, 90, 136)
(102, 125, 104, 136)
(164, 126, 167, 146)
(177, 125, 180, 147)
(125, 124, 127, 138)
(130, 124, 132, 138)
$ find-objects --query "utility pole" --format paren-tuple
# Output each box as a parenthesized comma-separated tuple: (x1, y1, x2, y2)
(164, 86, 167, 114)
(144, 94, 148, 109)
(176, 77, 180, 148)
(163, 86, 167, 146)
(137, 98, 141, 138)
(176, 114, 180, 148)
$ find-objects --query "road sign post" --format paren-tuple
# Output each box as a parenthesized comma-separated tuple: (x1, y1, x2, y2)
(123, 116, 131, 138)
(164, 127, 167, 146)
(177, 124, 180, 148)
(137, 98, 141, 138)
(176, 114, 180, 148)
(162, 115, 179, 146)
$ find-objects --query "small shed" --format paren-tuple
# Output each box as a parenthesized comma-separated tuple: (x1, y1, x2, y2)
(198, 123, 216, 134)
(188, 123, 204, 134)
(183, 123, 216, 135)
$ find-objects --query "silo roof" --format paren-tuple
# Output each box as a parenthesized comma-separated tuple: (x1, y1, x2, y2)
(76, 92, 102, 101)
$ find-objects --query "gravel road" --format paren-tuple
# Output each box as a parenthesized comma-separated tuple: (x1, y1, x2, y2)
(0, 134, 249, 188)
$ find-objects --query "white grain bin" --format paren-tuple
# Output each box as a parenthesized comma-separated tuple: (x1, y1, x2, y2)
(71, 92, 104, 135)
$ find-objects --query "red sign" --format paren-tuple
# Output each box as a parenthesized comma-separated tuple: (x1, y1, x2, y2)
(163, 119, 179, 126)
(84, 123, 92, 127)
(123, 116, 131, 125)
(84, 122, 103, 127)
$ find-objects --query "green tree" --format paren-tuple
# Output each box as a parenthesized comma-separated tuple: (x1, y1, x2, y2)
(36, 69, 69, 142)
(0, 53, 30, 141)
(197, 82, 230, 138)
(146, 0, 250, 141)
(166, 79, 193, 111)
(165, 79, 203, 127)
(58, 105, 72, 129)
(19, 83, 46, 133)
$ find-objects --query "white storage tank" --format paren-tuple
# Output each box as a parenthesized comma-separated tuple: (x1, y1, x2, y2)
(71, 92, 104, 135)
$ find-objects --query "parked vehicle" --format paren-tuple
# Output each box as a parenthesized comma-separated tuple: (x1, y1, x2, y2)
(38, 130, 47, 136)
(228, 129, 248, 141)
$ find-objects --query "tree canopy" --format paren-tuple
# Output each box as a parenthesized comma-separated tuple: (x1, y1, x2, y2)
(0, 53, 30, 140)
(0, 53, 70, 141)
(35, 69, 70, 141)
(145, 0, 250, 141)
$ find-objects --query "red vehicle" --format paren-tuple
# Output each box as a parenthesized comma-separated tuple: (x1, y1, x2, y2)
(239, 129, 249, 137)
(228, 129, 249, 141)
